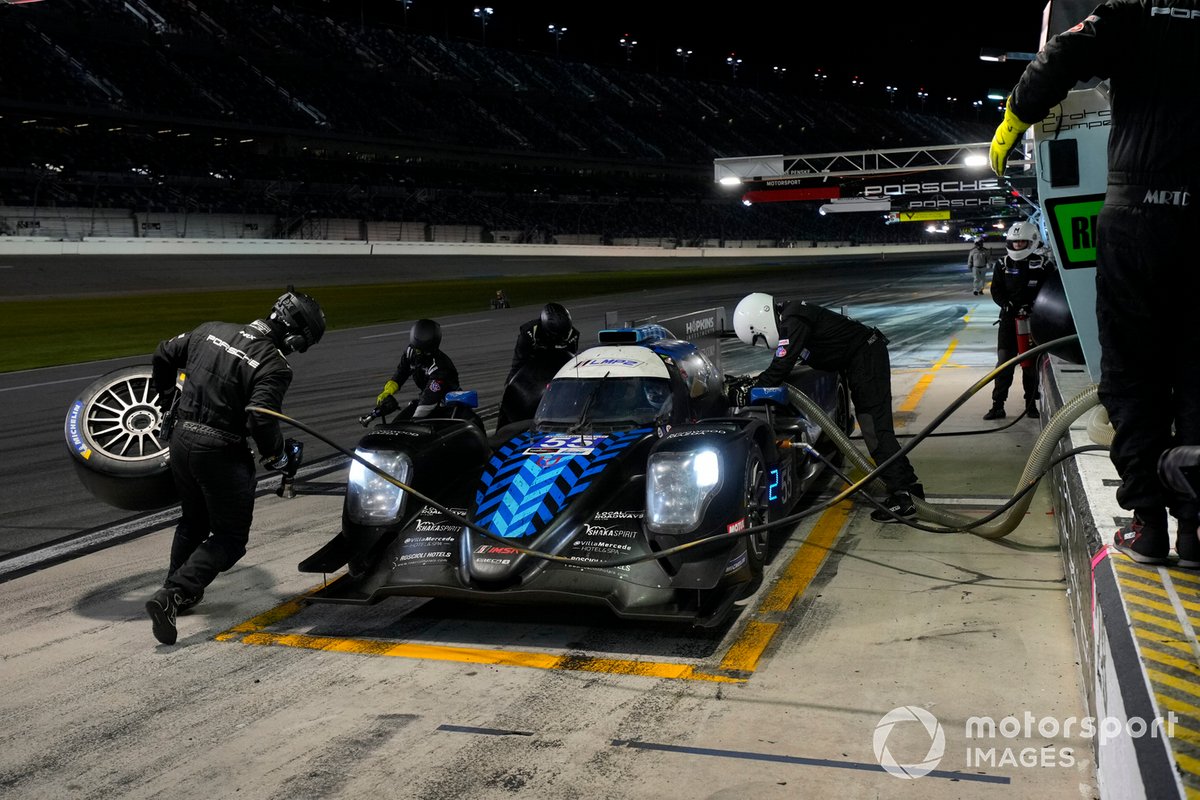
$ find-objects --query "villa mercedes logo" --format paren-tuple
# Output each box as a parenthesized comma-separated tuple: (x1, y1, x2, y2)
(873, 706, 946, 779)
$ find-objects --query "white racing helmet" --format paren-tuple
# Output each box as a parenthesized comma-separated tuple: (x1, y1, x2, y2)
(1005, 220, 1040, 261)
(733, 293, 781, 348)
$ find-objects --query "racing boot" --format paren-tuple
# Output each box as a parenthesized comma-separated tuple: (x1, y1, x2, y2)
(176, 588, 204, 615)
(1024, 400, 1039, 420)
(1113, 510, 1169, 566)
(983, 404, 1005, 421)
(1176, 518, 1200, 570)
(870, 486, 921, 523)
(145, 586, 190, 645)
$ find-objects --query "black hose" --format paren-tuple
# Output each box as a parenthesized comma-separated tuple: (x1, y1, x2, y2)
(812, 444, 1110, 534)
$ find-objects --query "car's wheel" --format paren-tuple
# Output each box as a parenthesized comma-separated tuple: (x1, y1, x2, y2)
(64, 366, 177, 510)
(742, 444, 770, 577)
(836, 379, 853, 435)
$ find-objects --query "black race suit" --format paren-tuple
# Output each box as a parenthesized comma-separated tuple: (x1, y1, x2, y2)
(152, 319, 291, 599)
(989, 252, 1052, 406)
(754, 301, 920, 495)
(389, 346, 461, 419)
(497, 320, 581, 428)
(1009, 0, 1200, 519)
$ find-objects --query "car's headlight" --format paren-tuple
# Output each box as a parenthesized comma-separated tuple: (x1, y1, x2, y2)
(347, 448, 412, 525)
(646, 448, 722, 533)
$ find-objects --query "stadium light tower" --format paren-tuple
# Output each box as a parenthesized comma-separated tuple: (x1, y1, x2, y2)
(676, 47, 693, 72)
(473, 6, 493, 45)
(619, 34, 637, 62)
(885, 84, 898, 104)
(547, 23, 566, 55)
(397, 0, 413, 28)
(773, 65, 787, 79)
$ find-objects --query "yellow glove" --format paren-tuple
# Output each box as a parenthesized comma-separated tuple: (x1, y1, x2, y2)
(989, 99, 1031, 177)
(376, 380, 399, 406)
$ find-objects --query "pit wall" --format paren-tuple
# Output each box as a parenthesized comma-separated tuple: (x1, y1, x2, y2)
(0, 237, 970, 260)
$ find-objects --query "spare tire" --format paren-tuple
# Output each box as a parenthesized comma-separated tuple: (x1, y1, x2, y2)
(64, 366, 177, 510)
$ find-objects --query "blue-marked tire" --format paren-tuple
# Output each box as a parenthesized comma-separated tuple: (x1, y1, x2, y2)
(64, 366, 177, 510)
(743, 444, 768, 578)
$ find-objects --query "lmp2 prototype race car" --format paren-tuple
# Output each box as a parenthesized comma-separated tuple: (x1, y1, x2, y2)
(301, 324, 851, 625)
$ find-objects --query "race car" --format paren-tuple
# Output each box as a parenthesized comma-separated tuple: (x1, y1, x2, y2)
(300, 324, 851, 625)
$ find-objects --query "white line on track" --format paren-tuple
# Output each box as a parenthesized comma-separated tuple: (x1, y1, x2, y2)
(0, 460, 342, 578)
(0, 507, 181, 579)
(0, 374, 100, 393)
(360, 320, 475, 340)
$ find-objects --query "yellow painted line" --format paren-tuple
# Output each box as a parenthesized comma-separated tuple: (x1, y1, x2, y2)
(1156, 691, 1200, 720)
(719, 620, 780, 674)
(718, 501, 852, 673)
(1137, 630, 1200, 659)
(1119, 574, 1173, 597)
(898, 340, 957, 415)
(758, 501, 852, 614)
(1132, 610, 1188, 637)
(1168, 569, 1200, 588)
(213, 583, 327, 641)
(1147, 668, 1200, 702)
(1114, 562, 1163, 585)
(220, 505, 857, 682)
(1186, 785, 1200, 800)
(1140, 645, 1200, 679)
(1121, 576, 1200, 614)
(1126, 591, 1189, 618)
(1175, 752, 1200, 784)
(1164, 720, 1200, 749)
(235, 631, 744, 683)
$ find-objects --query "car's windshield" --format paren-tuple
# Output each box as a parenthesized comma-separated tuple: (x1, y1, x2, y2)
(535, 377, 672, 429)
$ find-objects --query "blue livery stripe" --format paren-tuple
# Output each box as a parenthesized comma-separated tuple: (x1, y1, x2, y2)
(474, 429, 650, 538)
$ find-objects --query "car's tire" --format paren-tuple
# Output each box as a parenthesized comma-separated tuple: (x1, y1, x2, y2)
(742, 444, 769, 578)
(64, 366, 177, 510)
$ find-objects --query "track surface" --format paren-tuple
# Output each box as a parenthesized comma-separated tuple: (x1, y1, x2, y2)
(0, 254, 1095, 799)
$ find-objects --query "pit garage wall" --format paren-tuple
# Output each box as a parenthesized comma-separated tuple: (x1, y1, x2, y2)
(1043, 359, 1183, 799)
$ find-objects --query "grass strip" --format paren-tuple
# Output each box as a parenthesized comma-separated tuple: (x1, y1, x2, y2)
(1, 264, 796, 372)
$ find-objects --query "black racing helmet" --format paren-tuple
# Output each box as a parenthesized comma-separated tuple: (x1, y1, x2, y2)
(409, 318, 442, 352)
(539, 302, 572, 341)
(271, 286, 326, 354)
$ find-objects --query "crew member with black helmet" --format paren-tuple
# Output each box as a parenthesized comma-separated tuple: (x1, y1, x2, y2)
(375, 318, 461, 419)
(732, 293, 923, 522)
(144, 287, 325, 645)
(506, 302, 580, 384)
(988, 0, 1200, 565)
(983, 220, 1052, 421)
(496, 302, 580, 428)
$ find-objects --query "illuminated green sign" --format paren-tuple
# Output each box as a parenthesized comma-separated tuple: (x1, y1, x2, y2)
(1044, 195, 1105, 269)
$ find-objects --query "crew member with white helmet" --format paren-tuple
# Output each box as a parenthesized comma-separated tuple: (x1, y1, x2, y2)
(983, 220, 1052, 421)
(732, 293, 923, 522)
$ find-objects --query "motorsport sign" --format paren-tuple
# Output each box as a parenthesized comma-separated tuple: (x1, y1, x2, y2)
(887, 210, 950, 223)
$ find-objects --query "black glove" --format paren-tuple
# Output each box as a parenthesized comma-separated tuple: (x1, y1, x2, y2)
(730, 381, 754, 407)
(260, 450, 290, 472)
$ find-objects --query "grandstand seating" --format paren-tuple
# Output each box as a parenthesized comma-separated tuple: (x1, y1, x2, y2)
(0, 0, 996, 245)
